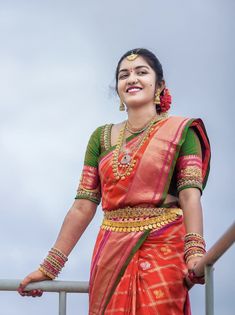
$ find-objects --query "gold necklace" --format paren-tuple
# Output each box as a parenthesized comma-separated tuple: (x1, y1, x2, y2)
(112, 114, 166, 180)
(125, 124, 148, 134)
(126, 117, 154, 134)
(125, 112, 168, 134)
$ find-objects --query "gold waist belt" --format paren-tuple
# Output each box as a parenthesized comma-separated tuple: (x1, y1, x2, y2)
(101, 207, 183, 233)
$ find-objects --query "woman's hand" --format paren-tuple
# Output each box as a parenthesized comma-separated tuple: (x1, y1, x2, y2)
(186, 256, 205, 285)
(187, 256, 201, 271)
(18, 269, 50, 297)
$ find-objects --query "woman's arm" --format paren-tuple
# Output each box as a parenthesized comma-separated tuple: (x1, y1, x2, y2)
(18, 199, 97, 296)
(179, 187, 206, 283)
(179, 187, 203, 236)
(53, 199, 97, 256)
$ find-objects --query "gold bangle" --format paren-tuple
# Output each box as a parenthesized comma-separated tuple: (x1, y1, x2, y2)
(50, 247, 68, 261)
(185, 232, 204, 239)
(46, 255, 63, 270)
(38, 266, 55, 280)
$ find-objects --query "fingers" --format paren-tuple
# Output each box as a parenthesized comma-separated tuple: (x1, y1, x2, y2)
(18, 270, 49, 298)
(18, 277, 43, 298)
(18, 276, 31, 292)
(28, 289, 43, 297)
(18, 285, 43, 297)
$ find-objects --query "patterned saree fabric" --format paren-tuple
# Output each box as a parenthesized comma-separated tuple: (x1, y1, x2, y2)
(74, 116, 211, 315)
(90, 217, 190, 315)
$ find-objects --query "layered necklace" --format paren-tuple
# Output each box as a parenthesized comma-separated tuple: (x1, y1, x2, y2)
(112, 113, 167, 180)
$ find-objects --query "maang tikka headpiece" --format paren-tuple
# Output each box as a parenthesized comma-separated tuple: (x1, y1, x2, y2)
(126, 49, 141, 61)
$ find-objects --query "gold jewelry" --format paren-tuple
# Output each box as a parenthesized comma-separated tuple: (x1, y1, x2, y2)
(125, 124, 149, 134)
(38, 266, 55, 280)
(126, 112, 168, 134)
(119, 100, 125, 111)
(38, 247, 68, 280)
(185, 232, 204, 240)
(126, 51, 139, 61)
(101, 209, 181, 232)
(154, 88, 161, 105)
(112, 114, 168, 180)
(104, 207, 182, 220)
(112, 117, 155, 180)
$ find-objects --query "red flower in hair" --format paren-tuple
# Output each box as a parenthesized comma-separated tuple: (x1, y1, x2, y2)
(160, 88, 172, 112)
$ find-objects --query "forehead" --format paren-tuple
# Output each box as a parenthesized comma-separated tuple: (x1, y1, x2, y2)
(119, 55, 151, 72)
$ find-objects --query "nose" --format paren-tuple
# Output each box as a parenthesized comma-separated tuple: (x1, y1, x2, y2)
(127, 72, 138, 85)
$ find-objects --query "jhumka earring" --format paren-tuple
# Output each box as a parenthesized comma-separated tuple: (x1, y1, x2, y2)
(154, 89, 161, 105)
(119, 100, 125, 111)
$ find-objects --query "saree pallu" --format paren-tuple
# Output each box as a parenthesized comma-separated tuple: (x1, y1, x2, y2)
(89, 213, 191, 315)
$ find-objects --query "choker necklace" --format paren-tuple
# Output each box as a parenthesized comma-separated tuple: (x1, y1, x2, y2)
(126, 112, 168, 134)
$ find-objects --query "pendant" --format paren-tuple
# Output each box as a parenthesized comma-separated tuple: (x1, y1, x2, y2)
(120, 154, 131, 165)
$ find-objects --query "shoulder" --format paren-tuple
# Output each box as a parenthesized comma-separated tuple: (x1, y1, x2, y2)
(167, 116, 208, 133)
(91, 121, 123, 133)
(98, 121, 126, 138)
(168, 115, 206, 125)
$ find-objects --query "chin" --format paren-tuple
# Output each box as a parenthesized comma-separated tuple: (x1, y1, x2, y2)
(125, 99, 150, 109)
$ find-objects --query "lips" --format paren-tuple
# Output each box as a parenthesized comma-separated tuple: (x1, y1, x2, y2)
(126, 86, 143, 93)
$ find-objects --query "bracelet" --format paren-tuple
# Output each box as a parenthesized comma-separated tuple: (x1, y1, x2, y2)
(185, 232, 204, 239)
(39, 247, 68, 280)
(184, 232, 206, 263)
(38, 266, 55, 280)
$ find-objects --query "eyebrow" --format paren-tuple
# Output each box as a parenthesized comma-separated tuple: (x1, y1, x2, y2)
(118, 65, 150, 73)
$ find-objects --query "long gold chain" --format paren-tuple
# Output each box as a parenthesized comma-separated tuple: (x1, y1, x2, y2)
(112, 114, 167, 180)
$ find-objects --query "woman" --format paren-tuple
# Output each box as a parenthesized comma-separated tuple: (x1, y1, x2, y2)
(18, 48, 211, 315)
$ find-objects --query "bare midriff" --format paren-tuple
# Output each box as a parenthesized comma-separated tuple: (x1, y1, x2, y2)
(132, 194, 179, 209)
(164, 194, 179, 206)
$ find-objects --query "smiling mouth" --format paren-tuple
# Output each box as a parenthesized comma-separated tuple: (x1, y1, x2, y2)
(126, 86, 143, 93)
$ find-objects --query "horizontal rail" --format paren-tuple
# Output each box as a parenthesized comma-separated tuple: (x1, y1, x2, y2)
(0, 279, 89, 293)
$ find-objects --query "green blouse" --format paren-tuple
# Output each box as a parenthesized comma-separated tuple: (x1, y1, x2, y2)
(75, 124, 203, 204)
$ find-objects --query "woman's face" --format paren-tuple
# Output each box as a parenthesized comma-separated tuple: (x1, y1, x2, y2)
(117, 56, 157, 109)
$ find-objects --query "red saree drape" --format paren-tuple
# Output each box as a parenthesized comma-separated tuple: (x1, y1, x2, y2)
(88, 116, 210, 315)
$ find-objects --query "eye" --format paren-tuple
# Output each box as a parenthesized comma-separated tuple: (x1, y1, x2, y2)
(119, 73, 129, 80)
(137, 71, 147, 75)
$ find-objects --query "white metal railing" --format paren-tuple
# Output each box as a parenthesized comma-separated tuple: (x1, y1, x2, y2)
(192, 221, 235, 315)
(0, 222, 234, 315)
(0, 279, 88, 315)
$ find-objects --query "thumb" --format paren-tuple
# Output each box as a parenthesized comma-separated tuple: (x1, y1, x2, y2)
(18, 270, 45, 292)
(18, 275, 33, 295)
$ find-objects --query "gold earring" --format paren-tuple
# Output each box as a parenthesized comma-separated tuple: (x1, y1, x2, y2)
(119, 100, 125, 111)
(154, 89, 161, 105)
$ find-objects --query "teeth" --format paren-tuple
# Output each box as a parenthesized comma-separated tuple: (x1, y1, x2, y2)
(128, 88, 141, 92)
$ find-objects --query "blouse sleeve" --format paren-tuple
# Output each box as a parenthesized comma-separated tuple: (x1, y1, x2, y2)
(176, 127, 203, 194)
(75, 127, 102, 205)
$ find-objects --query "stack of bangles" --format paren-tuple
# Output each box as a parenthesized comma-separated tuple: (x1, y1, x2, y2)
(39, 247, 68, 280)
(184, 232, 206, 284)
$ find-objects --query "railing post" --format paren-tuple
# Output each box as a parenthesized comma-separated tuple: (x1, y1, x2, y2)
(205, 265, 214, 315)
(59, 291, 67, 315)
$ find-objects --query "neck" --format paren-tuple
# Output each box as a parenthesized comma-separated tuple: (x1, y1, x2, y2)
(127, 104, 159, 129)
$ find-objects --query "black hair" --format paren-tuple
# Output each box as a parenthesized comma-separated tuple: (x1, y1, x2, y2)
(115, 48, 165, 112)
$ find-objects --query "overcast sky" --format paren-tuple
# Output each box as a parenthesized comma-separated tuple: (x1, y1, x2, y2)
(0, 0, 234, 314)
